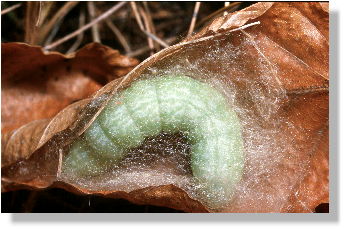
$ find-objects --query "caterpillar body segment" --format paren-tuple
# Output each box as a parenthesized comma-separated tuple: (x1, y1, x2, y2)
(64, 140, 109, 177)
(121, 79, 162, 137)
(84, 120, 124, 160)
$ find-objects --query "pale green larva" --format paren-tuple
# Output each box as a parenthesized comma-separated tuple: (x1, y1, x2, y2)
(63, 75, 244, 208)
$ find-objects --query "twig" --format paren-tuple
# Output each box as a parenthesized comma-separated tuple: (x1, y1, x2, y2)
(24, 2, 41, 43)
(44, 14, 65, 47)
(141, 30, 169, 48)
(1, 3, 21, 15)
(196, 2, 241, 28)
(139, 6, 154, 54)
(36, 1, 42, 26)
(131, 2, 154, 54)
(127, 36, 176, 57)
(131, 2, 169, 50)
(105, 19, 131, 53)
(67, 9, 86, 54)
(143, 2, 159, 50)
(224, 2, 230, 16)
(44, 1, 127, 50)
(37, 2, 55, 26)
(187, 2, 201, 38)
(87, 1, 101, 43)
(130, 2, 144, 30)
(40, 2, 79, 44)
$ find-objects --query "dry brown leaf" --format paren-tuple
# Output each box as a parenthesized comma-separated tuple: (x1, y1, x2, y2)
(1, 2, 328, 212)
(1, 42, 139, 134)
(281, 94, 329, 212)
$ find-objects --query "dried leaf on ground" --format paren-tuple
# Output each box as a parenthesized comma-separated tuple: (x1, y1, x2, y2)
(1, 2, 328, 213)
(1, 42, 139, 135)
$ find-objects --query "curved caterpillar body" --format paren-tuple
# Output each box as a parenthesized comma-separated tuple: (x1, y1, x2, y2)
(63, 75, 244, 208)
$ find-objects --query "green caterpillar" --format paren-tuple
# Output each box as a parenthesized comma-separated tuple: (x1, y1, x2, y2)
(63, 75, 244, 208)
